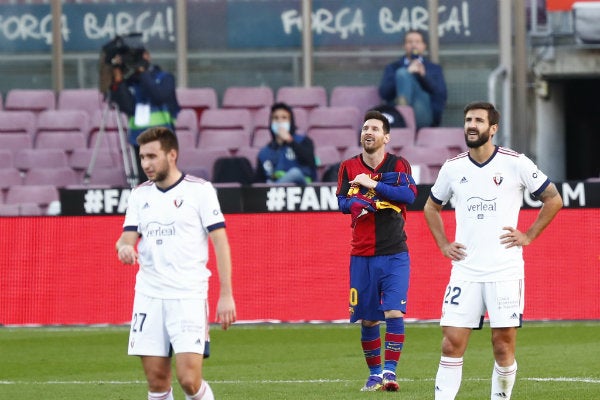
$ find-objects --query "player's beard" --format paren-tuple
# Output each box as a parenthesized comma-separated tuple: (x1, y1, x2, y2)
(147, 159, 169, 183)
(465, 126, 491, 148)
(361, 135, 385, 154)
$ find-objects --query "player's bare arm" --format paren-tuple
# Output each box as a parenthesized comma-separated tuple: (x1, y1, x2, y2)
(500, 183, 562, 249)
(423, 197, 466, 261)
(209, 227, 237, 330)
(115, 231, 140, 264)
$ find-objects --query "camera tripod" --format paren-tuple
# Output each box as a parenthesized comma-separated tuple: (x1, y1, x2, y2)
(84, 92, 139, 188)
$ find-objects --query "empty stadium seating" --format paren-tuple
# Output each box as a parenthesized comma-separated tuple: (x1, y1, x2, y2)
(198, 109, 252, 153)
(222, 86, 274, 115)
(330, 85, 381, 117)
(415, 127, 467, 155)
(276, 86, 327, 112)
(0, 111, 37, 155)
(174, 109, 200, 148)
(4, 89, 55, 113)
(306, 106, 360, 152)
(175, 87, 218, 122)
(57, 89, 104, 117)
(34, 110, 90, 154)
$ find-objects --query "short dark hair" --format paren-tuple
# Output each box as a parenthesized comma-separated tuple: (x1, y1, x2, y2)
(404, 29, 427, 44)
(137, 126, 179, 153)
(463, 101, 500, 126)
(364, 110, 390, 134)
(270, 102, 297, 135)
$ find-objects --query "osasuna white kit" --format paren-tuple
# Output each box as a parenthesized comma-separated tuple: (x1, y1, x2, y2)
(123, 174, 225, 356)
(123, 174, 225, 299)
(430, 147, 550, 282)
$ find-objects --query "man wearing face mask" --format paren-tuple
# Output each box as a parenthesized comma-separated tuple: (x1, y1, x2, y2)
(379, 30, 447, 130)
(254, 102, 317, 186)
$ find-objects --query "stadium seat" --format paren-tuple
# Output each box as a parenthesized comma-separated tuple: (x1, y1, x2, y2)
(88, 108, 129, 152)
(0, 111, 37, 154)
(415, 127, 467, 155)
(396, 105, 417, 136)
(388, 127, 416, 153)
(24, 167, 80, 188)
(276, 86, 327, 112)
(178, 148, 230, 181)
(197, 109, 252, 153)
(0, 168, 23, 194)
(306, 106, 361, 151)
(174, 109, 200, 148)
(398, 145, 454, 181)
(34, 110, 90, 153)
(315, 145, 342, 181)
(330, 85, 381, 116)
(340, 145, 363, 161)
(236, 146, 259, 169)
(222, 86, 274, 116)
(86, 167, 128, 187)
(4, 89, 55, 112)
(69, 148, 124, 181)
(5, 184, 60, 213)
(175, 87, 218, 122)
(0, 203, 43, 216)
(14, 148, 69, 172)
(0, 149, 14, 169)
(57, 89, 105, 117)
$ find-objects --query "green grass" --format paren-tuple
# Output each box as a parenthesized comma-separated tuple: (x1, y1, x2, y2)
(1, 322, 599, 399)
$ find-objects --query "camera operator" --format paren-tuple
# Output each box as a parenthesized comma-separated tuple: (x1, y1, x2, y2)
(109, 46, 180, 184)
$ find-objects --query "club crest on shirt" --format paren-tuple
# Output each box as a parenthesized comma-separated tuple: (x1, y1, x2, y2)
(493, 173, 503, 186)
(174, 197, 184, 208)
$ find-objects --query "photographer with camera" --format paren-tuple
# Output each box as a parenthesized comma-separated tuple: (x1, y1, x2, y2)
(378, 30, 447, 130)
(107, 36, 180, 184)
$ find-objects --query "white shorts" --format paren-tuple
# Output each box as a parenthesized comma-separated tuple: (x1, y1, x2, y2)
(440, 279, 524, 329)
(128, 292, 209, 357)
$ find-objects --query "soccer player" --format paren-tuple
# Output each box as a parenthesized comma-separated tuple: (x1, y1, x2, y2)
(336, 110, 417, 392)
(423, 101, 563, 400)
(115, 127, 236, 400)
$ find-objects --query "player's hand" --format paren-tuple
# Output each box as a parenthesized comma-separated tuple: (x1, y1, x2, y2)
(441, 242, 466, 261)
(216, 294, 237, 330)
(117, 244, 138, 264)
(500, 226, 531, 248)
(350, 173, 377, 189)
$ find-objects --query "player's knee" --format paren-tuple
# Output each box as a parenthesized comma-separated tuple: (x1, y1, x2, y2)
(178, 376, 201, 395)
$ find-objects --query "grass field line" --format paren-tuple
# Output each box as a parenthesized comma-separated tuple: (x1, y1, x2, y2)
(1, 377, 599, 385)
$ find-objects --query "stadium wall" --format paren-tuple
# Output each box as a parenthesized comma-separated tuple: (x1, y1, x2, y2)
(1, 208, 598, 326)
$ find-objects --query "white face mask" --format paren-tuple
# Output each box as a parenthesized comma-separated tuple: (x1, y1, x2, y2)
(271, 121, 291, 134)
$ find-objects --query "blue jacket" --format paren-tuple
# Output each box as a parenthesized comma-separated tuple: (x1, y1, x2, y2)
(255, 134, 317, 183)
(110, 65, 180, 146)
(379, 56, 447, 127)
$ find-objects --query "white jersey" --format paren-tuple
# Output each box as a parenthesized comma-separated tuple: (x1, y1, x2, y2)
(123, 174, 225, 299)
(430, 146, 550, 282)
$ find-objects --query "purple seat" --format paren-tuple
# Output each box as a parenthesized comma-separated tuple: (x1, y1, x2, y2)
(198, 109, 252, 153)
(58, 89, 105, 117)
(24, 167, 80, 188)
(398, 145, 453, 181)
(175, 109, 199, 148)
(276, 86, 327, 112)
(4, 89, 55, 112)
(396, 105, 417, 136)
(330, 86, 381, 116)
(415, 127, 468, 155)
(87, 167, 128, 187)
(0, 111, 37, 154)
(0, 149, 14, 168)
(0, 203, 44, 216)
(176, 87, 218, 123)
(315, 145, 342, 181)
(307, 106, 361, 151)
(222, 86, 274, 116)
(14, 148, 69, 172)
(388, 127, 416, 153)
(34, 110, 90, 153)
(236, 146, 260, 170)
(69, 148, 123, 171)
(88, 109, 128, 152)
(0, 168, 23, 191)
(5, 185, 59, 212)
(178, 148, 230, 181)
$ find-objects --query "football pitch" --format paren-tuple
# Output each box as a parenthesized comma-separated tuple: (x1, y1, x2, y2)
(1, 322, 599, 399)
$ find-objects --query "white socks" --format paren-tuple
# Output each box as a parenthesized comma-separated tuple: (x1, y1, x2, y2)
(148, 387, 174, 400)
(185, 380, 214, 400)
(491, 360, 517, 399)
(434, 356, 463, 400)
